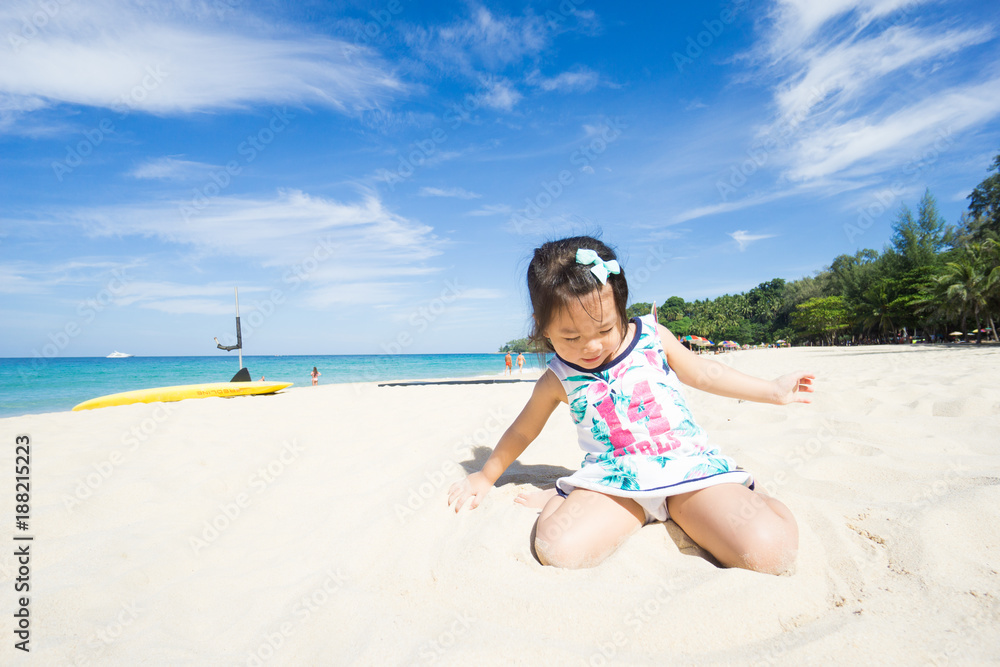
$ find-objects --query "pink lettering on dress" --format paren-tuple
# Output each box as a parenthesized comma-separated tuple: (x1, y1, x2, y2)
(594, 393, 636, 453)
(627, 381, 672, 435)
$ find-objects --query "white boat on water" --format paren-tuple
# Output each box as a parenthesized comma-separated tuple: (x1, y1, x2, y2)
(107, 351, 133, 358)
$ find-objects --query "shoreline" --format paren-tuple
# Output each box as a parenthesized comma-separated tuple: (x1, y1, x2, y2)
(4, 342, 998, 419)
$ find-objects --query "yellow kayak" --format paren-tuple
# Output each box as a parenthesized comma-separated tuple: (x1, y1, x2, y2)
(73, 380, 293, 411)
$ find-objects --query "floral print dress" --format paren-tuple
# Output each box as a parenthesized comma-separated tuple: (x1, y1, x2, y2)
(550, 314, 752, 521)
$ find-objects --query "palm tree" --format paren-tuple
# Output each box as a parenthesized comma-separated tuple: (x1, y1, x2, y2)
(980, 236, 1000, 342)
(933, 243, 994, 344)
(858, 281, 896, 342)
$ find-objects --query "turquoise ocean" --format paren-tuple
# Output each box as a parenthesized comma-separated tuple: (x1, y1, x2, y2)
(0, 353, 549, 418)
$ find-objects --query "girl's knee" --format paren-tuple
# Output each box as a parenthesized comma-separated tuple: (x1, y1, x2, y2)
(739, 544, 797, 575)
(737, 515, 798, 575)
(534, 515, 620, 569)
(534, 515, 586, 568)
(534, 532, 606, 569)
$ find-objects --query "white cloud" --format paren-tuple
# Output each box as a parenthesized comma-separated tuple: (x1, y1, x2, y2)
(761, 0, 926, 59)
(729, 230, 777, 251)
(471, 76, 522, 111)
(418, 186, 482, 199)
(111, 281, 251, 307)
(527, 67, 599, 93)
(140, 298, 234, 316)
(129, 156, 216, 180)
(749, 0, 1000, 183)
(785, 77, 1000, 181)
(413, 6, 549, 72)
(34, 189, 444, 304)
(672, 190, 796, 223)
(0, 0, 405, 126)
(467, 204, 511, 216)
(0, 258, 142, 295)
(773, 24, 991, 124)
(302, 282, 416, 307)
(0, 264, 45, 294)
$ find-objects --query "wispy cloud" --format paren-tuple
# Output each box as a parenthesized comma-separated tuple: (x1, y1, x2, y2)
(729, 230, 777, 251)
(418, 186, 481, 199)
(672, 190, 796, 223)
(129, 156, 217, 180)
(89, 189, 437, 263)
(0, 258, 142, 295)
(760, 0, 922, 59)
(749, 0, 1000, 183)
(405, 6, 549, 74)
(0, 263, 47, 294)
(111, 281, 256, 314)
(0, 0, 406, 127)
(786, 78, 1000, 181)
(772, 25, 990, 122)
(470, 76, 522, 111)
(22, 189, 444, 304)
(467, 204, 512, 216)
(526, 66, 600, 93)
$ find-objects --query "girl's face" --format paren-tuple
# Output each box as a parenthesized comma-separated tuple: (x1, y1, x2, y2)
(542, 284, 627, 369)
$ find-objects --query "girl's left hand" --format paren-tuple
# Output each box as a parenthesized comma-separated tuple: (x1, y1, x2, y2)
(448, 472, 493, 512)
(773, 371, 815, 404)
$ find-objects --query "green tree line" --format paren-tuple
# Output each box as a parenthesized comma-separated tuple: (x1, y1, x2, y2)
(502, 151, 1000, 350)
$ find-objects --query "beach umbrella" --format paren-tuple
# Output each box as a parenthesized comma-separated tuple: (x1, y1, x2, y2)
(949, 331, 964, 336)
(682, 335, 712, 346)
(776, 339, 786, 344)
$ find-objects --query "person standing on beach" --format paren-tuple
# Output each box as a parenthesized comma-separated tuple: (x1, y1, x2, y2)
(448, 236, 814, 573)
(311, 366, 321, 386)
(504, 352, 512, 376)
(516, 352, 525, 374)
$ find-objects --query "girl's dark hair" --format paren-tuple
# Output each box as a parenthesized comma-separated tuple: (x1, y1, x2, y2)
(527, 236, 629, 353)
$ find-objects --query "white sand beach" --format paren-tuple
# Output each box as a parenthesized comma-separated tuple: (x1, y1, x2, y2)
(2, 345, 998, 665)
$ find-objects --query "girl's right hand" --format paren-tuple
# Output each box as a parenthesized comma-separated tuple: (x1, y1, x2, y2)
(448, 472, 492, 512)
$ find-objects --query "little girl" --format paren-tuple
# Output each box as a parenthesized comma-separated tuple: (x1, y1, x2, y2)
(448, 236, 814, 573)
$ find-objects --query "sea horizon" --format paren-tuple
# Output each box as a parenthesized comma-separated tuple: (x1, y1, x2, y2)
(0, 352, 549, 419)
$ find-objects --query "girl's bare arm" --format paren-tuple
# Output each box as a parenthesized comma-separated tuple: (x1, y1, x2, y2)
(448, 370, 565, 511)
(657, 323, 814, 405)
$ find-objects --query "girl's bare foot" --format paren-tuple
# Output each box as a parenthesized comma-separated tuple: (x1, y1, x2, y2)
(515, 487, 558, 509)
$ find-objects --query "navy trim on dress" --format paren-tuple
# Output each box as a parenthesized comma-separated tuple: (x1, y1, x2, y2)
(555, 316, 644, 374)
(563, 469, 754, 496)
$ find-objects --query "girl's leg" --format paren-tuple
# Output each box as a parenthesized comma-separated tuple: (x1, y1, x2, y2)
(666, 484, 798, 575)
(532, 488, 645, 569)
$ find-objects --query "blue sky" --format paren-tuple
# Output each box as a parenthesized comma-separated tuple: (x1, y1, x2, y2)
(2, 0, 999, 357)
